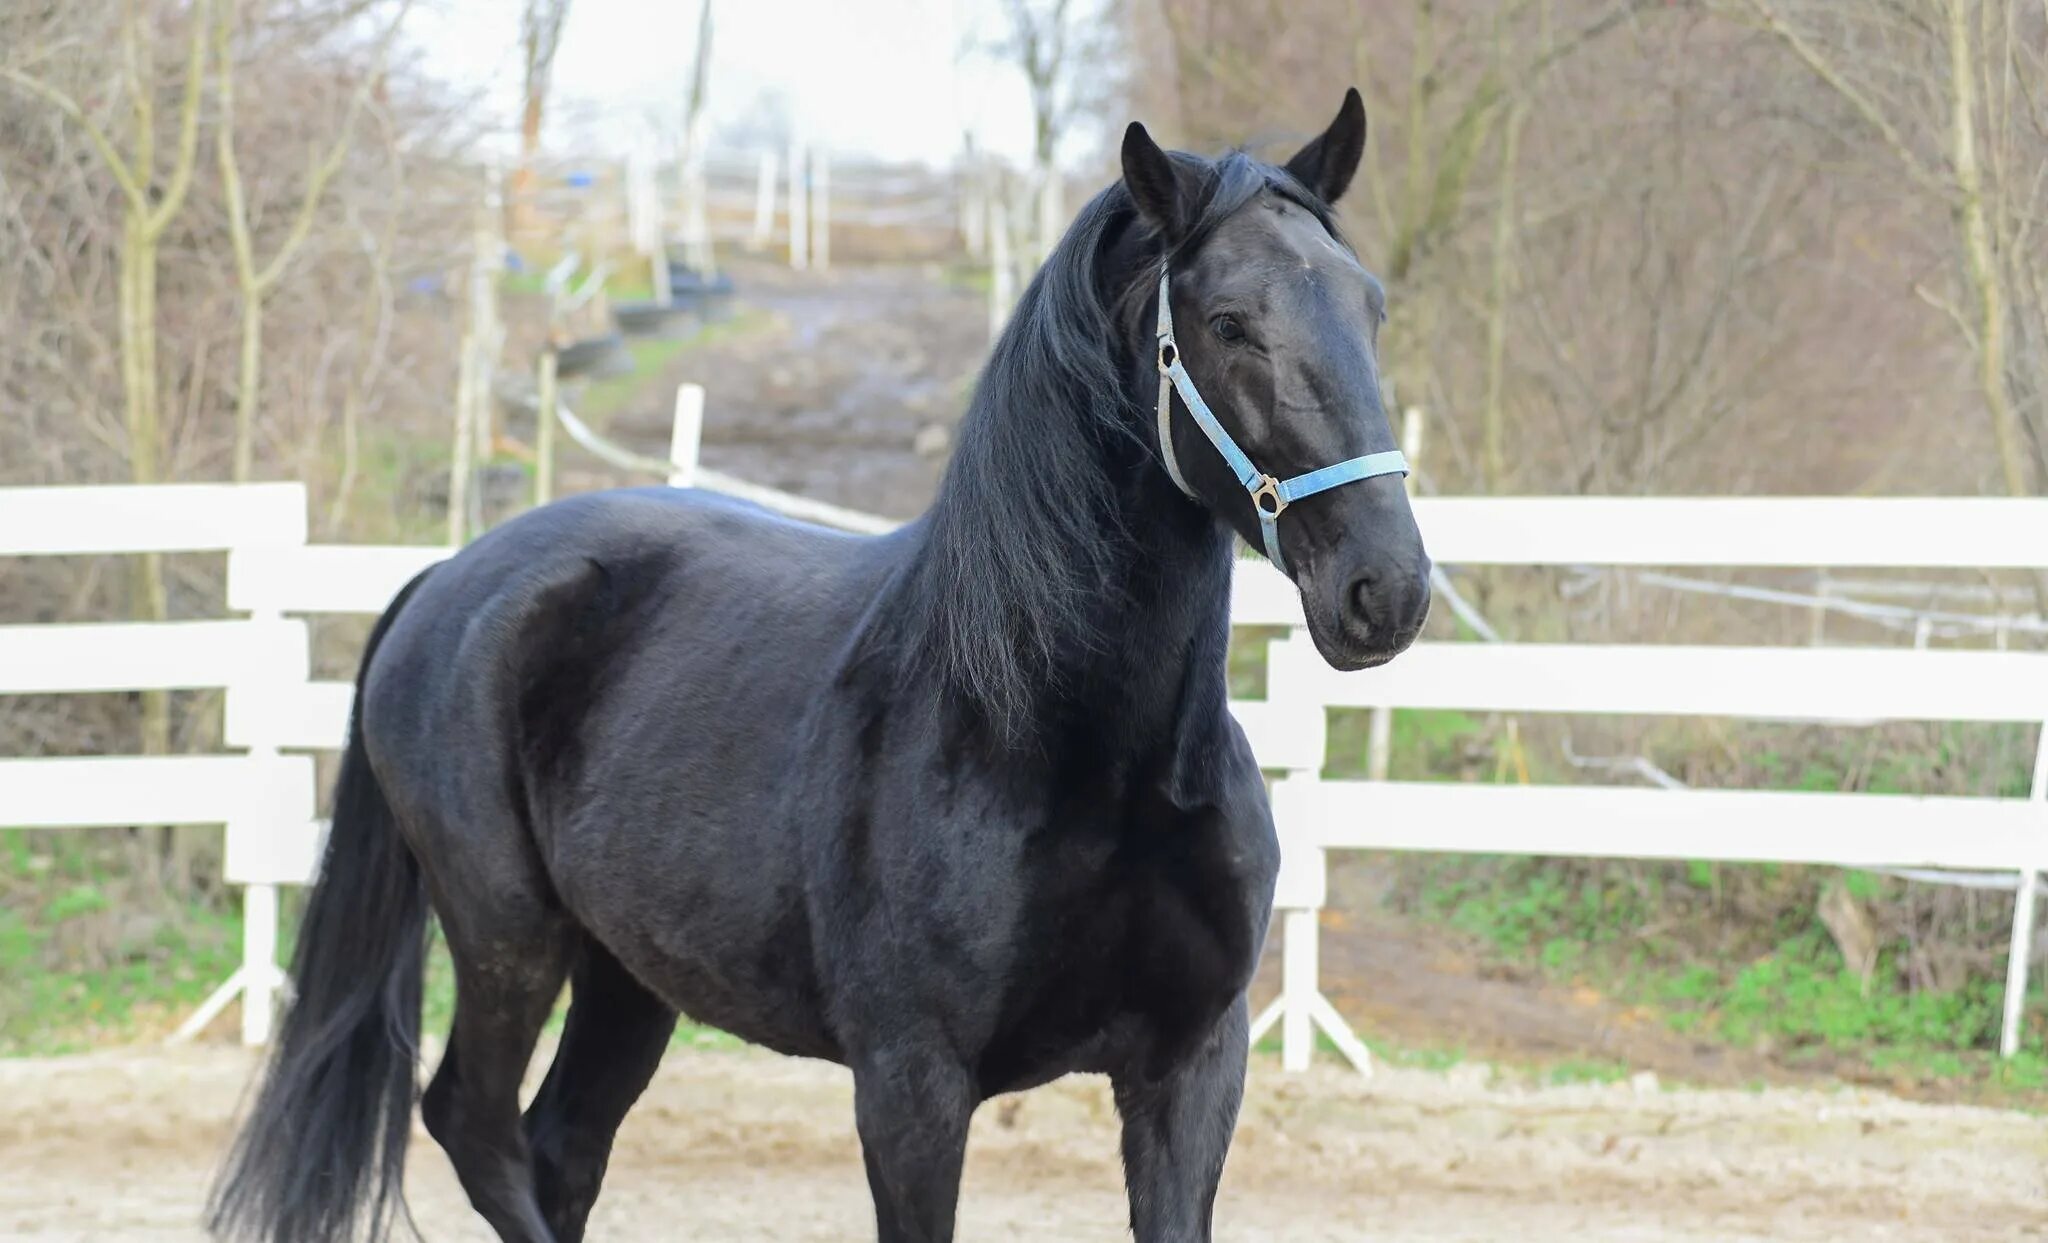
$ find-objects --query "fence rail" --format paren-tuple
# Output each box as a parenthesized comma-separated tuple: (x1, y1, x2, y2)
(3, 430, 2045, 1065)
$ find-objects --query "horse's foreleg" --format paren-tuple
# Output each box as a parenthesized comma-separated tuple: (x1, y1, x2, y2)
(851, 1045, 977, 1243)
(1112, 996, 1251, 1243)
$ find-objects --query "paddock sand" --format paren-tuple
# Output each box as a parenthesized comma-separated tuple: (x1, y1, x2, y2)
(4, 1043, 2045, 1241)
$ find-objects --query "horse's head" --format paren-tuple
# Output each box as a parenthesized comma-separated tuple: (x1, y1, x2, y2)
(1122, 90, 1430, 670)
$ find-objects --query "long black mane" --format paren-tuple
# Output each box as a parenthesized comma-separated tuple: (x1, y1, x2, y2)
(893, 151, 1347, 737)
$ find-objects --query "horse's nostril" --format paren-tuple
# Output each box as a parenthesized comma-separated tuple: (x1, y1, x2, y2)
(1346, 574, 1380, 633)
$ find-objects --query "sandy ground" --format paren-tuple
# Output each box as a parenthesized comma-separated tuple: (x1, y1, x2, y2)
(5, 1042, 2046, 1242)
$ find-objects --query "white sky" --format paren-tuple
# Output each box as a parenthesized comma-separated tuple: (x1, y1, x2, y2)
(406, 0, 1079, 167)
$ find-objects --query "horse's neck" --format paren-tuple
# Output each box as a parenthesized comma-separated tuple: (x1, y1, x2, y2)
(1058, 464, 1240, 752)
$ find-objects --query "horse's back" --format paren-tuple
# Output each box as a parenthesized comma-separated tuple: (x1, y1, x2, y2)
(358, 487, 901, 1056)
(364, 485, 888, 757)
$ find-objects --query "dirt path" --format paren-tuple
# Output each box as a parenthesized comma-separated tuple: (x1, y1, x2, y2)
(575, 260, 988, 521)
(6, 1043, 2045, 1241)
(1294, 858, 1819, 1090)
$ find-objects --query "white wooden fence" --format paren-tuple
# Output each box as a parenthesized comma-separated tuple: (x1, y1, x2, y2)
(0, 485, 315, 1045)
(1234, 499, 2048, 1072)
(4, 470, 2045, 1067)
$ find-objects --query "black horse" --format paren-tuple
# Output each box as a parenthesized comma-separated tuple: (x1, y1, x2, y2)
(210, 90, 1429, 1243)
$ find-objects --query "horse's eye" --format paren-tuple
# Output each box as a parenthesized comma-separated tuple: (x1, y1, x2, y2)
(1212, 315, 1246, 345)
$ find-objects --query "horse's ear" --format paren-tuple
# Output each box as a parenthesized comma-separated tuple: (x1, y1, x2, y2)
(1121, 121, 1194, 243)
(1284, 87, 1368, 205)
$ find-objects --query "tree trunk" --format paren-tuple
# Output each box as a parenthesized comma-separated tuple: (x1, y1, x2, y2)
(1946, 0, 2031, 497)
(232, 296, 262, 481)
(121, 215, 175, 877)
(512, 89, 543, 237)
(1482, 101, 1526, 494)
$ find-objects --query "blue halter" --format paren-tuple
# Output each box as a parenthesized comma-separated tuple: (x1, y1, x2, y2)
(1154, 269, 1408, 575)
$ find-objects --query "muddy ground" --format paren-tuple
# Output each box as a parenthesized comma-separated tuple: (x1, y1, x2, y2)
(557, 258, 988, 520)
(8, 1042, 2047, 1241)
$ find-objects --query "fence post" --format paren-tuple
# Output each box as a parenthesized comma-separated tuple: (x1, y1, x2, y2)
(750, 149, 779, 252)
(238, 591, 289, 1047)
(1254, 638, 1373, 1077)
(1036, 166, 1063, 266)
(788, 139, 810, 271)
(2004, 726, 2048, 1057)
(534, 349, 559, 505)
(448, 331, 476, 546)
(1281, 906, 1318, 1072)
(988, 198, 1014, 341)
(240, 881, 279, 1046)
(960, 147, 986, 258)
(812, 148, 831, 271)
(628, 146, 672, 305)
(669, 383, 705, 487)
(2003, 874, 2038, 1057)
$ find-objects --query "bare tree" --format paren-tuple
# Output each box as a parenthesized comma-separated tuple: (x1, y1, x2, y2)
(513, 0, 573, 236)
(1149, 0, 1661, 491)
(997, 0, 1120, 262)
(1735, 0, 2048, 496)
(5, 0, 214, 777)
(676, 0, 715, 276)
(1005, 0, 1070, 257)
(215, 0, 410, 481)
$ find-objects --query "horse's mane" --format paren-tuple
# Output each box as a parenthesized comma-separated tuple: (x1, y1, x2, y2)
(895, 150, 1344, 739)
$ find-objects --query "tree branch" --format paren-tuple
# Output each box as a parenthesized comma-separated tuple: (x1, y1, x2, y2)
(1912, 280, 1980, 351)
(252, 0, 413, 289)
(144, 0, 212, 238)
(1739, 0, 1953, 201)
(0, 69, 148, 209)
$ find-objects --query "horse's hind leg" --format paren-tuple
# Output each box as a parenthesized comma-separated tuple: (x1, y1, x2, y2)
(522, 938, 677, 1243)
(1111, 997, 1250, 1243)
(419, 890, 573, 1243)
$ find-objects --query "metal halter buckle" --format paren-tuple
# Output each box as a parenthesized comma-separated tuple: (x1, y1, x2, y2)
(1250, 476, 1287, 518)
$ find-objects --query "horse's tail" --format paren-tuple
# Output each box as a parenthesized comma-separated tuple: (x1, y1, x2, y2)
(208, 569, 435, 1243)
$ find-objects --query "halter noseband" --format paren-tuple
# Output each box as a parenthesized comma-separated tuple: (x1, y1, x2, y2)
(1154, 269, 1408, 575)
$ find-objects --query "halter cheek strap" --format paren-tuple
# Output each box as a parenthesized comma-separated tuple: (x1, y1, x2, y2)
(1154, 270, 1408, 576)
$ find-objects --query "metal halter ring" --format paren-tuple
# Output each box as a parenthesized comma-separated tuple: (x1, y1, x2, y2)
(1250, 476, 1287, 519)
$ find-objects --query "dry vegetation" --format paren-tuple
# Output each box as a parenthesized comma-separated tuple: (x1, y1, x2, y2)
(1134, 0, 2048, 499)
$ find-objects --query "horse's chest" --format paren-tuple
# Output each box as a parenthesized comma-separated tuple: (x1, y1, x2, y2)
(978, 809, 1275, 1088)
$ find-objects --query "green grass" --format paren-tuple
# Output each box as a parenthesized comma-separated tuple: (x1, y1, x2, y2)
(940, 263, 995, 295)
(0, 831, 753, 1059)
(571, 307, 775, 428)
(1542, 1057, 1633, 1086)
(1402, 852, 2048, 1098)
(573, 336, 693, 424)
(1, 830, 242, 1055)
(500, 258, 657, 303)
